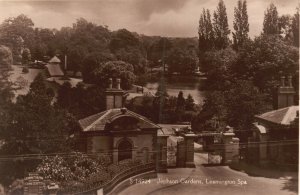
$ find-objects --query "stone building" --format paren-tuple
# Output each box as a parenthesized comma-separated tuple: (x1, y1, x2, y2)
(77, 78, 169, 172)
(248, 76, 299, 168)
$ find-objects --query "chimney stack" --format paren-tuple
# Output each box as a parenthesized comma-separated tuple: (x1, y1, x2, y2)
(105, 78, 125, 110)
(276, 75, 295, 109)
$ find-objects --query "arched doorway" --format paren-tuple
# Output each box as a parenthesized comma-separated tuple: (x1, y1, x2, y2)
(118, 139, 133, 162)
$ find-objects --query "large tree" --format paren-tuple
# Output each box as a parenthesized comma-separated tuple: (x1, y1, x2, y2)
(263, 3, 279, 35)
(1, 73, 77, 155)
(166, 48, 198, 75)
(232, 0, 249, 50)
(0, 14, 35, 62)
(213, 0, 230, 49)
(198, 9, 214, 53)
(292, 8, 299, 47)
(93, 60, 136, 90)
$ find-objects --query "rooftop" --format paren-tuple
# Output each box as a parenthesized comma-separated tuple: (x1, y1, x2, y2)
(255, 105, 299, 126)
(48, 56, 61, 63)
(79, 108, 161, 132)
(45, 64, 64, 77)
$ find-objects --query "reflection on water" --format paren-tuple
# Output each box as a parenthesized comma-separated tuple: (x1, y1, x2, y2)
(145, 76, 206, 104)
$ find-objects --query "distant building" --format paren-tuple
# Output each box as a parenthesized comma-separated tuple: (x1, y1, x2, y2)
(248, 76, 299, 168)
(45, 56, 64, 77)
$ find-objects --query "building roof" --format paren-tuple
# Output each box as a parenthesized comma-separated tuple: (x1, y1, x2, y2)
(79, 108, 161, 132)
(45, 64, 64, 77)
(48, 56, 61, 63)
(255, 106, 299, 126)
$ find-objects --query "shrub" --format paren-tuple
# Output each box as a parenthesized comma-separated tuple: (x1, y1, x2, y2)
(22, 67, 29, 74)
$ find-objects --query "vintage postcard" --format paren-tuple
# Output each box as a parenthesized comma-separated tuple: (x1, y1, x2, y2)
(0, 0, 298, 194)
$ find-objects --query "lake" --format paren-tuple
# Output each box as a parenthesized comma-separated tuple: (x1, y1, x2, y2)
(145, 76, 206, 105)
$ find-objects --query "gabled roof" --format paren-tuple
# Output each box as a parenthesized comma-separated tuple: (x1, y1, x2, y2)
(49, 56, 61, 63)
(255, 106, 299, 126)
(79, 108, 161, 132)
(45, 64, 64, 77)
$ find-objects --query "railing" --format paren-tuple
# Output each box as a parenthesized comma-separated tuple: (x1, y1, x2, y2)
(59, 162, 155, 195)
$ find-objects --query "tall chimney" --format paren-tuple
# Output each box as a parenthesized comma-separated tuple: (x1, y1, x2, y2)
(105, 78, 125, 110)
(276, 75, 295, 109)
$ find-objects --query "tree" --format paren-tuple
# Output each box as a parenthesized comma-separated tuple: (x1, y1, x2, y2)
(185, 94, 195, 111)
(176, 91, 185, 121)
(148, 38, 172, 67)
(292, 8, 299, 47)
(232, 0, 249, 50)
(81, 51, 115, 83)
(0, 46, 14, 148)
(235, 35, 299, 95)
(213, 0, 230, 49)
(21, 48, 31, 65)
(263, 3, 279, 35)
(166, 48, 198, 74)
(1, 73, 77, 155)
(176, 91, 185, 111)
(94, 60, 136, 90)
(109, 29, 146, 74)
(0, 45, 13, 68)
(201, 47, 238, 90)
(198, 9, 214, 53)
(0, 14, 35, 62)
(0, 73, 79, 185)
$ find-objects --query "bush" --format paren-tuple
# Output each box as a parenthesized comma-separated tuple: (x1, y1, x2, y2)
(0, 45, 13, 68)
(22, 67, 29, 74)
(36, 153, 112, 187)
(38, 154, 142, 192)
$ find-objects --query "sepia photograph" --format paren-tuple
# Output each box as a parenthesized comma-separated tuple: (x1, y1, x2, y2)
(0, 0, 298, 194)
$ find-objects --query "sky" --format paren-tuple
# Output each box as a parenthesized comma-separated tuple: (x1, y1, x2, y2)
(0, 0, 298, 38)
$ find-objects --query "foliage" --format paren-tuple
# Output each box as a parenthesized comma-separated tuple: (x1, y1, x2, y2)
(176, 91, 185, 112)
(37, 154, 141, 192)
(0, 73, 78, 156)
(0, 45, 13, 68)
(198, 9, 214, 53)
(166, 48, 198, 75)
(213, 0, 230, 49)
(148, 38, 172, 67)
(193, 80, 268, 133)
(81, 51, 115, 83)
(263, 3, 279, 35)
(232, 0, 249, 50)
(37, 153, 111, 184)
(292, 8, 299, 47)
(201, 47, 238, 90)
(110, 29, 146, 74)
(93, 60, 136, 90)
(185, 94, 195, 111)
(56, 82, 106, 119)
(0, 14, 34, 63)
(233, 35, 299, 93)
(21, 48, 31, 65)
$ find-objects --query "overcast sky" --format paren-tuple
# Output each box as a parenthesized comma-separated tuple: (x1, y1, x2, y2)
(0, 0, 298, 38)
